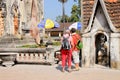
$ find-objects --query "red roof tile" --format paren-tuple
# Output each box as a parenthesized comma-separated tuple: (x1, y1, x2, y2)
(82, 0, 120, 31)
(104, 0, 120, 29)
(82, 0, 95, 30)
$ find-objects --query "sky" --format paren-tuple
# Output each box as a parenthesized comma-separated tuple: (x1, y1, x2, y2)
(44, 0, 78, 21)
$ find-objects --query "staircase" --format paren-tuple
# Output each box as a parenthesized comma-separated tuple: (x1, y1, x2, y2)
(0, 34, 35, 48)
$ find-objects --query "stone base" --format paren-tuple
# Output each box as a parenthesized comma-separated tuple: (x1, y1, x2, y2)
(2, 61, 15, 67)
(111, 61, 120, 70)
(0, 53, 17, 67)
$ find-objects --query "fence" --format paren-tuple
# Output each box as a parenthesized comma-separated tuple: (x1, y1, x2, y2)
(0, 48, 55, 66)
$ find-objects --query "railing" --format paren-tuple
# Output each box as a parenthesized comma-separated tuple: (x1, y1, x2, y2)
(0, 48, 55, 66)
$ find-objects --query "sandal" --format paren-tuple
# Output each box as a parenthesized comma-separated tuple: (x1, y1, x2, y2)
(73, 68, 80, 71)
(61, 68, 65, 72)
(68, 69, 72, 72)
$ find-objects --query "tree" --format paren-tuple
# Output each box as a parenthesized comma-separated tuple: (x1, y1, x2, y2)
(58, 0, 68, 21)
(58, 0, 68, 31)
(58, 0, 68, 3)
(78, 0, 81, 19)
(57, 0, 81, 22)
(56, 16, 62, 22)
(60, 14, 70, 22)
(69, 4, 79, 22)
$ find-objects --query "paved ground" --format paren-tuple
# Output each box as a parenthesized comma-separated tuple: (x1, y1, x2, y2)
(0, 63, 120, 80)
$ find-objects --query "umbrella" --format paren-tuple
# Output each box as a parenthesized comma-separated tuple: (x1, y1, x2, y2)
(69, 22, 82, 30)
(54, 21, 60, 28)
(38, 19, 60, 29)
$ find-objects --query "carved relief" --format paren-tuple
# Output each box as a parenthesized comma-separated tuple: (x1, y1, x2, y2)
(11, 1, 19, 35)
(0, 0, 44, 36)
(0, 8, 4, 36)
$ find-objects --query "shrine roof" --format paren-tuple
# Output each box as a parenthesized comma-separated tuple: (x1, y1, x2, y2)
(82, 0, 120, 32)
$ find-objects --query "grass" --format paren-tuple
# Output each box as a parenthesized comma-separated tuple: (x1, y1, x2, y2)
(16, 44, 45, 48)
(16, 41, 61, 48)
(52, 41, 61, 46)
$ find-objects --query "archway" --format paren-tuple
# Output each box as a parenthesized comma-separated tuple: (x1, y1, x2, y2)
(95, 33, 110, 66)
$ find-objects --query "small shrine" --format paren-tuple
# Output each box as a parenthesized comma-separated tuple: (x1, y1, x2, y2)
(81, 0, 120, 69)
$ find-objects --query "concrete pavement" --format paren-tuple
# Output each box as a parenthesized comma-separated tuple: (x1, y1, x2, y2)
(0, 64, 120, 80)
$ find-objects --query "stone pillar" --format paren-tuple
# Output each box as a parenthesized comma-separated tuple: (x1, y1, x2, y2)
(59, 32, 61, 37)
(82, 33, 91, 67)
(48, 32, 51, 37)
(6, 0, 12, 34)
(110, 33, 120, 69)
(18, 0, 26, 35)
(6, 0, 18, 35)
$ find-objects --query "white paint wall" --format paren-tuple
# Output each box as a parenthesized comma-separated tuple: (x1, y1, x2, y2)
(110, 33, 120, 69)
(82, 33, 91, 67)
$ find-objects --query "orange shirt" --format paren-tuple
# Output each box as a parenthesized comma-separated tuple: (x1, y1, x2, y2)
(71, 33, 81, 51)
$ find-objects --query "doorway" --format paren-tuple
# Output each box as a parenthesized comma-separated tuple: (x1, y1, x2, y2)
(95, 33, 109, 66)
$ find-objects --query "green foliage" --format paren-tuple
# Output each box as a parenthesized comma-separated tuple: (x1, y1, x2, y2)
(71, 4, 78, 14)
(17, 44, 46, 48)
(60, 15, 70, 22)
(56, 16, 62, 22)
(17, 41, 61, 48)
(56, 1, 81, 22)
(69, 14, 79, 22)
(17, 44, 38, 48)
(69, 4, 80, 22)
(53, 41, 61, 46)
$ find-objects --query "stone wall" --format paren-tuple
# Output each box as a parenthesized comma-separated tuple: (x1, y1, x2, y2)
(110, 33, 120, 69)
(82, 33, 91, 67)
